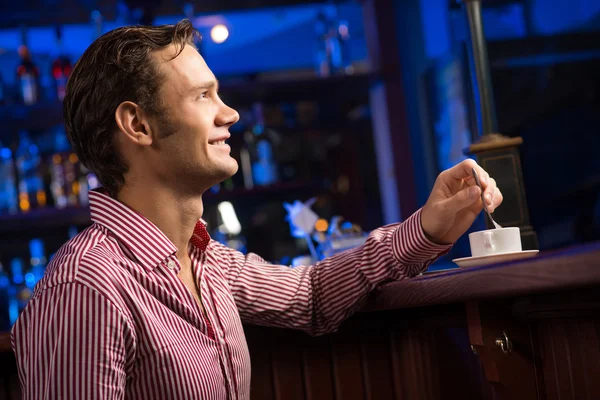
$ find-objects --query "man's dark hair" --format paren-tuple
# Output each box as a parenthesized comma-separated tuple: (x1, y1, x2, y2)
(64, 20, 199, 197)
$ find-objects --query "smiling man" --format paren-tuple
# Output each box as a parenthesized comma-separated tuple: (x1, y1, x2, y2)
(11, 21, 502, 400)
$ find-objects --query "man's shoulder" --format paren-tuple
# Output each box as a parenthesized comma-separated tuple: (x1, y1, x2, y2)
(14, 225, 137, 339)
(37, 224, 129, 297)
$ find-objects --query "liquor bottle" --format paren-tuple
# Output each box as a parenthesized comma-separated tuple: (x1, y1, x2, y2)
(51, 25, 72, 102)
(249, 103, 278, 187)
(47, 127, 66, 208)
(9, 258, 31, 324)
(29, 239, 47, 286)
(0, 144, 18, 215)
(240, 133, 254, 190)
(315, 11, 331, 77)
(63, 152, 80, 206)
(15, 131, 46, 212)
(336, 17, 353, 75)
(50, 152, 67, 209)
(16, 25, 40, 105)
(314, 5, 349, 77)
(16, 45, 40, 106)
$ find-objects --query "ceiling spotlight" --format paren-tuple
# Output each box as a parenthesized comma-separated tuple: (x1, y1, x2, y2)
(210, 24, 229, 44)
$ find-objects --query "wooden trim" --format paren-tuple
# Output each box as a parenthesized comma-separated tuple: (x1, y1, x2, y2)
(366, 242, 600, 311)
(469, 135, 523, 153)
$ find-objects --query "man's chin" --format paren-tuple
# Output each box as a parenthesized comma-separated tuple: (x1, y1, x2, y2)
(217, 159, 239, 181)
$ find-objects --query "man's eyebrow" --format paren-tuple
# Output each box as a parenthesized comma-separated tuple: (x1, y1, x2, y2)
(189, 79, 219, 93)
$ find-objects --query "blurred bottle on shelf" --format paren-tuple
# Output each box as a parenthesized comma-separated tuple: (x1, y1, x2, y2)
(0, 143, 18, 215)
(57, 151, 88, 208)
(29, 239, 47, 285)
(47, 126, 70, 208)
(248, 103, 278, 187)
(240, 134, 254, 190)
(15, 131, 46, 212)
(16, 45, 40, 106)
(51, 25, 73, 102)
(49, 153, 67, 208)
(9, 258, 31, 325)
(42, 125, 95, 208)
(272, 103, 303, 182)
(254, 141, 278, 185)
(63, 152, 81, 206)
(337, 22, 352, 74)
(314, 5, 352, 77)
(315, 11, 331, 77)
(16, 25, 40, 105)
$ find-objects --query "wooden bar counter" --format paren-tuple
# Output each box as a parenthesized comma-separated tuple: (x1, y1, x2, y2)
(243, 243, 600, 400)
(0, 243, 598, 399)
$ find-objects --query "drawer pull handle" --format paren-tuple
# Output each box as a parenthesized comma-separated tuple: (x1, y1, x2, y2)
(495, 331, 513, 355)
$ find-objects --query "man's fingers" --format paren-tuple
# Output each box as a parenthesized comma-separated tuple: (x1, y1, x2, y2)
(483, 177, 496, 206)
(445, 159, 489, 186)
(441, 185, 481, 213)
(488, 186, 503, 213)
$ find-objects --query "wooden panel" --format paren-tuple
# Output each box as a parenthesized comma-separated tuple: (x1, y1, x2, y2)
(330, 331, 366, 399)
(466, 300, 538, 400)
(245, 326, 275, 400)
(534, 318, 600, 400)
(379, 304, 491, 400)
(359, 328, 395, 399)
(434, 327, 495, 400)
(271, 330, 306, 400)
(301, 335, 335, 400)
(389, 326, 440, 400)
(246, 305, 491, 400)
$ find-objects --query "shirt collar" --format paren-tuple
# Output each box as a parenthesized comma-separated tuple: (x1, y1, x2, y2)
(89, 190, 211, 272)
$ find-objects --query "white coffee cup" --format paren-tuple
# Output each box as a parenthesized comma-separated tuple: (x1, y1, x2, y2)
(468, 227, 522, 257)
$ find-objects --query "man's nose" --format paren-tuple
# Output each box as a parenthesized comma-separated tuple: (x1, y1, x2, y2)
(216, 103, 240, 127)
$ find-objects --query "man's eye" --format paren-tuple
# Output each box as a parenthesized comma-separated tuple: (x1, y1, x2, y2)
(198, 92, 208, 100)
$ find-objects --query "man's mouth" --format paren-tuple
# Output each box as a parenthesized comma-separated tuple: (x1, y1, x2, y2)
(209, 140, 226, 145)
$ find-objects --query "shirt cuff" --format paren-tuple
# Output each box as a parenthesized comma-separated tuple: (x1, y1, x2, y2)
(391, 208, 453, 265)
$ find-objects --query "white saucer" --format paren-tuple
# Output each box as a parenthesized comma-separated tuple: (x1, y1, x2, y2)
(452, 250, 539, 268)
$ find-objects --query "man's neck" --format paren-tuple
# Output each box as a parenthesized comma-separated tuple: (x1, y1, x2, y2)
(117, 181, 204, 267)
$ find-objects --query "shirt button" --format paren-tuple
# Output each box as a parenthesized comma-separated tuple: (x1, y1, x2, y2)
(167, 260, 176, 270)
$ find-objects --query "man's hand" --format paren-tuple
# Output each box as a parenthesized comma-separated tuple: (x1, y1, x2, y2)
(421, 159, 503, 245)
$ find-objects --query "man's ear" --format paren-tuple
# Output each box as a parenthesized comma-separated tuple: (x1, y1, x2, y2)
(115, 101, 153, 146)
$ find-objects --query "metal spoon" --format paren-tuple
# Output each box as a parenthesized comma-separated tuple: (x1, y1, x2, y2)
(472, 168, 502, 229)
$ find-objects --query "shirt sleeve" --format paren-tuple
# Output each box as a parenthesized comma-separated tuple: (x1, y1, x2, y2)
(212, 208, 451, 336)
(11, 282, 133, 400)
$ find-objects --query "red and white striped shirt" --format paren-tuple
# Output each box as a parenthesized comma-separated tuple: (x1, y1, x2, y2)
(11, 190, 450, 399)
